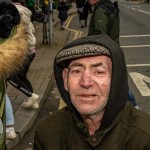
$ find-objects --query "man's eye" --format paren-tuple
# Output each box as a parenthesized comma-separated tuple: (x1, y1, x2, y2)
(70, 69, 82, 75)
(94, 70, 104, 76)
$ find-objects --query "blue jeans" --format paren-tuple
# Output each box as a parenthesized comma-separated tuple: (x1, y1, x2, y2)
(128, 90, 138, 107)
(6, 94, 14, 126)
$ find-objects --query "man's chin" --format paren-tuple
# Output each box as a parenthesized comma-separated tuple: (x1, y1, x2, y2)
(78, 108, 100, 116)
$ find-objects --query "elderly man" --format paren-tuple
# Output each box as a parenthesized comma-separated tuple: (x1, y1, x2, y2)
(34, 34, 150, 150)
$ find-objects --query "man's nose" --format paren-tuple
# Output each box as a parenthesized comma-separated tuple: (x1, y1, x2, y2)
(80, 72, 94, 88)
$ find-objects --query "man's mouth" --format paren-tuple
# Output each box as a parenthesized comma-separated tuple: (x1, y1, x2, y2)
(79, 94, 96, 98)
(77, 94, 98, 104)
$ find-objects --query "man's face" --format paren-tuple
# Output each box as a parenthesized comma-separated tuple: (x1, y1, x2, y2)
(63, 55, 112, 115)
(88, 0, 98, 5)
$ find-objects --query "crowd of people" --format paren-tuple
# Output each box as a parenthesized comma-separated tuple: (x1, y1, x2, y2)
(0, 0, 149, 149)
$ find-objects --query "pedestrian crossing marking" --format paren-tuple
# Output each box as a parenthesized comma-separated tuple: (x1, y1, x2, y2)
(130, 72, 150, 96)
(120, 34, 150, 37)
(121, 45, 150, 48)
(127, 64, 150, 67)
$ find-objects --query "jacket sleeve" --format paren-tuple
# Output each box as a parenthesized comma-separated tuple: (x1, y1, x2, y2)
(92, 8, 108, 35)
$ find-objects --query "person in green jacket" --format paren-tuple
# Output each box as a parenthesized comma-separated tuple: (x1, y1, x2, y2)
(33, 34, 150, 150)
(88, 0, 120, 44)
(0, 1, 28, 149)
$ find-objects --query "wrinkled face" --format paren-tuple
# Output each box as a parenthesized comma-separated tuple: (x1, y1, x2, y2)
(87, 0, 98, 5)
(63, 55, 112, 115)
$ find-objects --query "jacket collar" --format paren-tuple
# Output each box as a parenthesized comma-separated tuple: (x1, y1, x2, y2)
(71, 106, 123, 147)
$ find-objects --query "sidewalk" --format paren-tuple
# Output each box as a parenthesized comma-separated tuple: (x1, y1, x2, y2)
(6, 4, 77, 149)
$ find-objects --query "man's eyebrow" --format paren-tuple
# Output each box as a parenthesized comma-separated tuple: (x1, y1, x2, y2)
(68, 63, 84, 68)
(68, 62, 106, 69)
(91, 62, 104, 68)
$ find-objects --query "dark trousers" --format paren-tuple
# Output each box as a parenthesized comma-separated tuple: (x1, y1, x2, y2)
(7, 53, 35, 97)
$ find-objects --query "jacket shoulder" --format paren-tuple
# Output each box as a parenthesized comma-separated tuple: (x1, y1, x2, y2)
(36, 107, 73, 138)
(122, 103, 150, 136)
(94, 1, 119, 15)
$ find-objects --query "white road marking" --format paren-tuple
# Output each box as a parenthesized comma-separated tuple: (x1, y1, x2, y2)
(127, 64, 150, 67)
(131, 5, 140, 8)
(121, 45, 150, 48)
(120, 34, 150, 37)
(138, 9, 150, 15)
(122, 3, 150, 15)
(120, 35, 150, 47)
(130, 72, 150, 96)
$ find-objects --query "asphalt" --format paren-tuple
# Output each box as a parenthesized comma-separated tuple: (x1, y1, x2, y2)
(6, 4, 76, 149)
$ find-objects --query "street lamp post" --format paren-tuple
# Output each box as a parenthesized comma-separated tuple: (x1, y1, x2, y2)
(48, 0, 53, 45)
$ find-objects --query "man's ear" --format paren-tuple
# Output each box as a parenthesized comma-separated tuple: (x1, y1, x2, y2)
(62, 69, 69, 91)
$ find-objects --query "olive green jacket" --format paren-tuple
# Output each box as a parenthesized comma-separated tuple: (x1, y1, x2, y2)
(34, 103, 150, 150)
(88, 0, 120, 44)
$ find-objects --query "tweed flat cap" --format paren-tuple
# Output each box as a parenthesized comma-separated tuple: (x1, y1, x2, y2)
(56, 44, 110, 66)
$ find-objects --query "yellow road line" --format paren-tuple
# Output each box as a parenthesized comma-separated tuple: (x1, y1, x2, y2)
(66, 15, 75, 28)
(65, 14, 83, 39)
(58, 98, 66, 110)
(74, 32, 79, 40)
